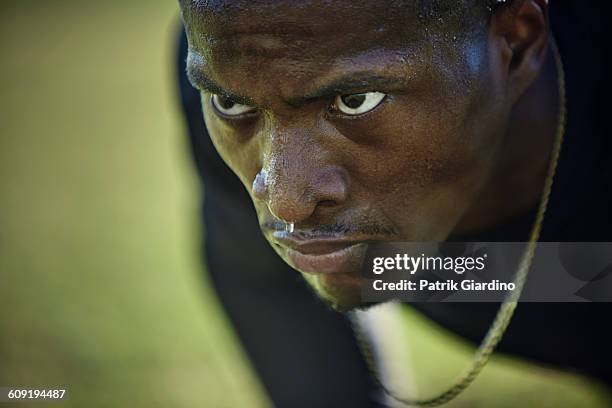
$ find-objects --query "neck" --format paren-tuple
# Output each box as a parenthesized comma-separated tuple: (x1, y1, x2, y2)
(454, 43, 560, 236)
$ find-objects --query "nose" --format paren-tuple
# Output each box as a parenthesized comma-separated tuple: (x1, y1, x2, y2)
(252, 149, 348, 225)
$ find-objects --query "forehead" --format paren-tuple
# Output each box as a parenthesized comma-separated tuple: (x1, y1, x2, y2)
(181, 1, 436, 102)
(181, 0, 424, 45)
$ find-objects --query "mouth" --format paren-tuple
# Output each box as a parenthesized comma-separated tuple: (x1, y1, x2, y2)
(272, 231, 369, 274)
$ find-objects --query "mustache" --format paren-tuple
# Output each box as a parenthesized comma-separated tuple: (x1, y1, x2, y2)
(262, 220, 399, 238)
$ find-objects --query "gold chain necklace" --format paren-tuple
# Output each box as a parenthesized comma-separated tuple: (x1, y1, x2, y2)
(351, 37, 567, 407)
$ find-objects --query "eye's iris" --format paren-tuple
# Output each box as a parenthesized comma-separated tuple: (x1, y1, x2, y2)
(340, 94, 366, 109)
(218, 97, 235, 110)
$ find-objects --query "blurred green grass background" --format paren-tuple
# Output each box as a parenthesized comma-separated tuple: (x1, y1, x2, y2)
(0, 1, 609, 407)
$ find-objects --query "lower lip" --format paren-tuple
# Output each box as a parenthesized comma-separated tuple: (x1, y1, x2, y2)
(286, 243, 368, 274)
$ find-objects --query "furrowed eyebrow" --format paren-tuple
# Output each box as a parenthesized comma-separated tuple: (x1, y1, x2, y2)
(186, 65, 256, 107)
(287, 74, 404, 107)
(187, 60, 406, 109)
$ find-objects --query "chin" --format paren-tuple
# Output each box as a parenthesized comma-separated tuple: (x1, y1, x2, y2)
(301, 272, 378, 312)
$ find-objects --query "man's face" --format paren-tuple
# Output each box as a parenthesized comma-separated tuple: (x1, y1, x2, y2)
(182, 1, 512, 309)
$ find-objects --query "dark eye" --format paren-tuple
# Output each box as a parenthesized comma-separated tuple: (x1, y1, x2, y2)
(334, 92, 386, 115)
(211, 94, 256, 117)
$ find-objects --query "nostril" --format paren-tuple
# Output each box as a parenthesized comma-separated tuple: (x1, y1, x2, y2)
(318, 200, 337, 208)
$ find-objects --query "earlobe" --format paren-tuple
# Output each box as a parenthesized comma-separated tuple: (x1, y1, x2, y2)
(490, 0, 549, 104)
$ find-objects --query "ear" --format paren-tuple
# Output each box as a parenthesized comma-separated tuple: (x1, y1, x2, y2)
(490, 0, 549, 104)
